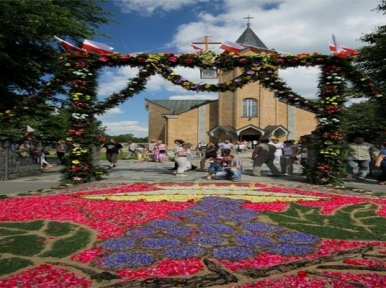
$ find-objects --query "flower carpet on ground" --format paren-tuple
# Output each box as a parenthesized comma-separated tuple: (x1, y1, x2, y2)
(1, 183, 386, 287)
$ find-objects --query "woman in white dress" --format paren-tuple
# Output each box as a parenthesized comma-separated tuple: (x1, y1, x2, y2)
(270, 139, 283, 164)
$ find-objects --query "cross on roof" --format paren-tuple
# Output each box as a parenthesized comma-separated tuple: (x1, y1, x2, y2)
(243, 15, 254, 26)
(191, 36, 222, 52)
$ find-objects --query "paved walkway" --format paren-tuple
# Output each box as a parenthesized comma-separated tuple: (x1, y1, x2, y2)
(1, 154, 385, 195)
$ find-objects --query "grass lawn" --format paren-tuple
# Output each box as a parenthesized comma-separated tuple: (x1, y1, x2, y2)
(46, 151, 136, 161)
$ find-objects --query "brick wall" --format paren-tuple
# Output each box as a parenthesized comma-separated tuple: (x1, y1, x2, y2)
(146, 101, 169, 143)
(295, 108, 318, 140)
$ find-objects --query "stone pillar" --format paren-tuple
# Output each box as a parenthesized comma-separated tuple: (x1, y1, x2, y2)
(197, 105, 207, 142)
(287, 105, 296, 140)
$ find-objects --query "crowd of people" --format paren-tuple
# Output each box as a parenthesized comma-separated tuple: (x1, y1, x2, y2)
(40, 135, 385, 185)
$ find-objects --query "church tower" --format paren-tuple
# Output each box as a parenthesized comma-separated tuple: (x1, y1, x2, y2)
(145, 18, 317, 146)
(209, 18, 316, 142)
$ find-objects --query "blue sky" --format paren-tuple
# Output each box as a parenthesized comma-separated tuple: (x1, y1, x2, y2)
(86, 0, 384, 137)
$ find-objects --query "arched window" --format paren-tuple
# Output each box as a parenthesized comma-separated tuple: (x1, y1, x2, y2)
(242, 98, 258, 117)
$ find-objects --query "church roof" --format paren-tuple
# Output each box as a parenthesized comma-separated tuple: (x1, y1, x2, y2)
(147, 99, 217, 115)
(236, 26, 268, 49)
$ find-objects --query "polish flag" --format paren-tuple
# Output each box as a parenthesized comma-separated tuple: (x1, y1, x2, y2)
(54, 36, 83, 52)
(82, 39, 114, 54)
(329, 34, 358, 55)
(329, 42, 358, 55)
(220, 40, 245, 54)
(190, 43, 203, 53)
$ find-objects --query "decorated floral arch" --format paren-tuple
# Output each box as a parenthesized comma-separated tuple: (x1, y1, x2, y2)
(15, 49, 383, 185)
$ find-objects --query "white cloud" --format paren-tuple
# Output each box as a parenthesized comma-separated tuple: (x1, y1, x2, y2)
(169, 94, 218, 100)
(97, 66, 220, 97)
(102, 0, 384, 139)
(113, 0, 213, 16)
(100, 120, 148, 137)
(101, 107, 124, 116)
(279, 67, 320, 99)
(98, 68, 166, 98)
(172, 0, 383, 54)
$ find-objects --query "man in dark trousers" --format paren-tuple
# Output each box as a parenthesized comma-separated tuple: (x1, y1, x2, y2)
(101, 138, 123, 168)
(251, 138, 281, 177)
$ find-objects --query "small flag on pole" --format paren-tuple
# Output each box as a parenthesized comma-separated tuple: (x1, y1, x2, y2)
(54, 36, 83, 52)
(329, 34, 358, 55)
(190, 43, 203, 53)
(82, 39, 114, 54)
(219, 40, 244, 54)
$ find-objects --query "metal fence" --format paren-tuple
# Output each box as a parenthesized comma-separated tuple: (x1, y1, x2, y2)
(0, 136, 42, 180)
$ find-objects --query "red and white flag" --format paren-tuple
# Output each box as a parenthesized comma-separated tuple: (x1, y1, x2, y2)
(220, 40, 244, 54)
(329, 34, 358, 55)
(190, 43, 203, 53)
(82, 39, 114, 54)
(54, 36, 83, 52)
(26, 125, 35, 133)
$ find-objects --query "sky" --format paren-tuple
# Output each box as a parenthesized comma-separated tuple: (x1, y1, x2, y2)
(87, 0, 384, 137)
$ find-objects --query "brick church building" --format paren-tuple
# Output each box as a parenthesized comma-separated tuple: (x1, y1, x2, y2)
(145, 24, 317, 146)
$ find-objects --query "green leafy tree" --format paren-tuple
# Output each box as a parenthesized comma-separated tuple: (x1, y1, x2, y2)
(0, 0, 113, 113)
(357, 0, 386, 93)
(106, 134, 148, 143)
(343, 100, 385, 145)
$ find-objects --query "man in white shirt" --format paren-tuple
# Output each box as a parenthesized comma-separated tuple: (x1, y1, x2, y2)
(220, 140, 234, 156)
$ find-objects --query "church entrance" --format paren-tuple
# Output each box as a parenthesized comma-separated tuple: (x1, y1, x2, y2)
(240, 135, 260, 142)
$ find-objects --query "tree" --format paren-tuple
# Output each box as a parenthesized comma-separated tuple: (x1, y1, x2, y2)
(343, 100, 385, 146)
(0, 0, 113, 113)
(357, 0, 386, 93)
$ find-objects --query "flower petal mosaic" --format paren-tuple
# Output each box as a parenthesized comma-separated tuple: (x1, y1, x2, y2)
(1, 182, 386, 287)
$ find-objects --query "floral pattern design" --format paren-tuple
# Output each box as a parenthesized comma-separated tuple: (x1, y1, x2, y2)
(1, 183, 386, 287)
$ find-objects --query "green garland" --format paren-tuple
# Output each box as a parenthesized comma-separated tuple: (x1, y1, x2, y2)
(1, 50, 383, 185)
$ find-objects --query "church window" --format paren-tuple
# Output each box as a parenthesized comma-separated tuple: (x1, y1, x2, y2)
(242, 98, 257, 117)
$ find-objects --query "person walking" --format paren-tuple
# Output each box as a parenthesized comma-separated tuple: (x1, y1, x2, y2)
(270, 139, 283, 164)
(280, 140, 299, 175)
(55, 140, 67, 165)
(346, 136, 379, 180)
(251, 139, 281, 177)
(219, 140, 234, 156)
(147, 139, 157, 162)
(154, 140, 168, 162)
(101, 138, 123, 168)
(374, 148, 386, 185)
(40, 149, 52, 169)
